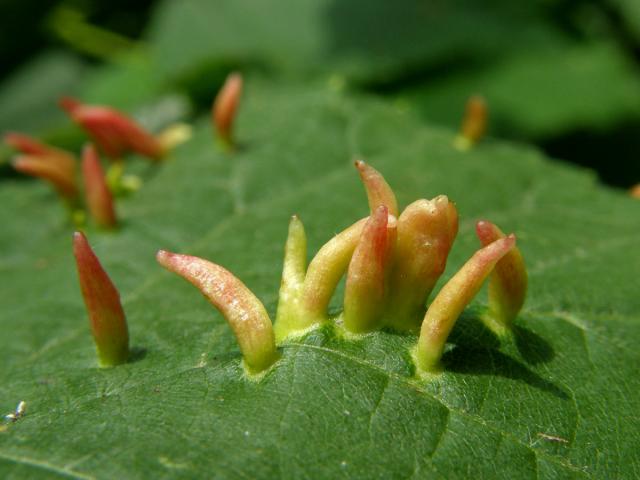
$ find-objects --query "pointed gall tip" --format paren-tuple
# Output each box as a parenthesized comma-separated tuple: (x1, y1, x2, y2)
(275, 213, 309, 341)
(73, 229, 89, 253)
(5, 132, 77, 171)
(286, 214, 306, 239)
(156, 249, 171, 266)
(4, 132, 45, 154)
(374, 204, 388, 215)
(354, 159, 399, 217)
(476, 219, 489, 231)
(59, 96, 81, 115)
(475, 219, 501, 244)
(457, 94, 488, 149)
(73, 231, 129, 367)
(213, 72, 244, 147)
(387, 213, 398, 229)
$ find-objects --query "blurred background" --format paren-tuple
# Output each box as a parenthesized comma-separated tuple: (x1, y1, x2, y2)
(1, 0, 639, 188)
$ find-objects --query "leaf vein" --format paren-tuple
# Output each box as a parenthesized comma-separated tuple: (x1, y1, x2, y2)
(0, 451, 96, 480)
(289, 343, 591, 477)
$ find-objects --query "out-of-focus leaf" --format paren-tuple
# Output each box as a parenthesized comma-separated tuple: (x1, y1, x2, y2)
(0, 51, 86, 135)
(146, 0, 565, 85)
(611, 0, 640, 41)
(390, 41, 640, 140)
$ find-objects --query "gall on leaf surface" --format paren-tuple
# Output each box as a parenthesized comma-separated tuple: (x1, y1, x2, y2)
(0, 83, 639, 479)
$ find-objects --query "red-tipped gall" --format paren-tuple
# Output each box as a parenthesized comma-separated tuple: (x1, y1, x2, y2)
(416, 235, 516, 373)
(343, 206, 396, 333)
(454, 95, 488, 151)
(156, 250, 278, 374)
(12, 155, 78, 200)
(73, 232, 129, 367)
(60, 96, 165, 160)
(212, 72, 243, 148)
(384, 196, 458, 332)
(476, 220, 527, 330)
(4, 132, 77, 169)
(354, 160, 399, 217)
(7, 132, 78, 201)
(82, 144, 117, 229)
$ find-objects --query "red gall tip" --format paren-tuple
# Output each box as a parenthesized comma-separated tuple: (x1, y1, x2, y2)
(475, 219, 497, 244)
(354, 159, 399, 217)
(5, 132, 77, 170)
(59, 96, 81, 115)
(4, 132, 49, 155)
(73, 231, 129, 367)
(457, 95, 488, 148)
(82, 144, 117, 229)
(212, 72, 243, 147)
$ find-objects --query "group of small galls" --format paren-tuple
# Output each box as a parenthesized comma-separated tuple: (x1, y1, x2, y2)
(6, 74, 529, 397)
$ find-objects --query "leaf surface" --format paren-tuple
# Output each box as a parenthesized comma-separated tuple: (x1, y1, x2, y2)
(1, 81, 639, 480)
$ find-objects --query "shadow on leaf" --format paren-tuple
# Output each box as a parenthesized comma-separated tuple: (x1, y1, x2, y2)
(513, 325, 555, 365)
(443, 310, 564, 398)
(128, 346, 147, 363)
(443, 346, 568, 400)
(448, 309, 501, 350)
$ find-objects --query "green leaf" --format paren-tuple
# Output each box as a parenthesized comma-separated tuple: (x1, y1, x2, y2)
(610, 0, 640, 41)
(390, 41, 640, 140)
(0, 51, 86, 136)
(1, 81, 639, 479)
(146, 0, 564, 85)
